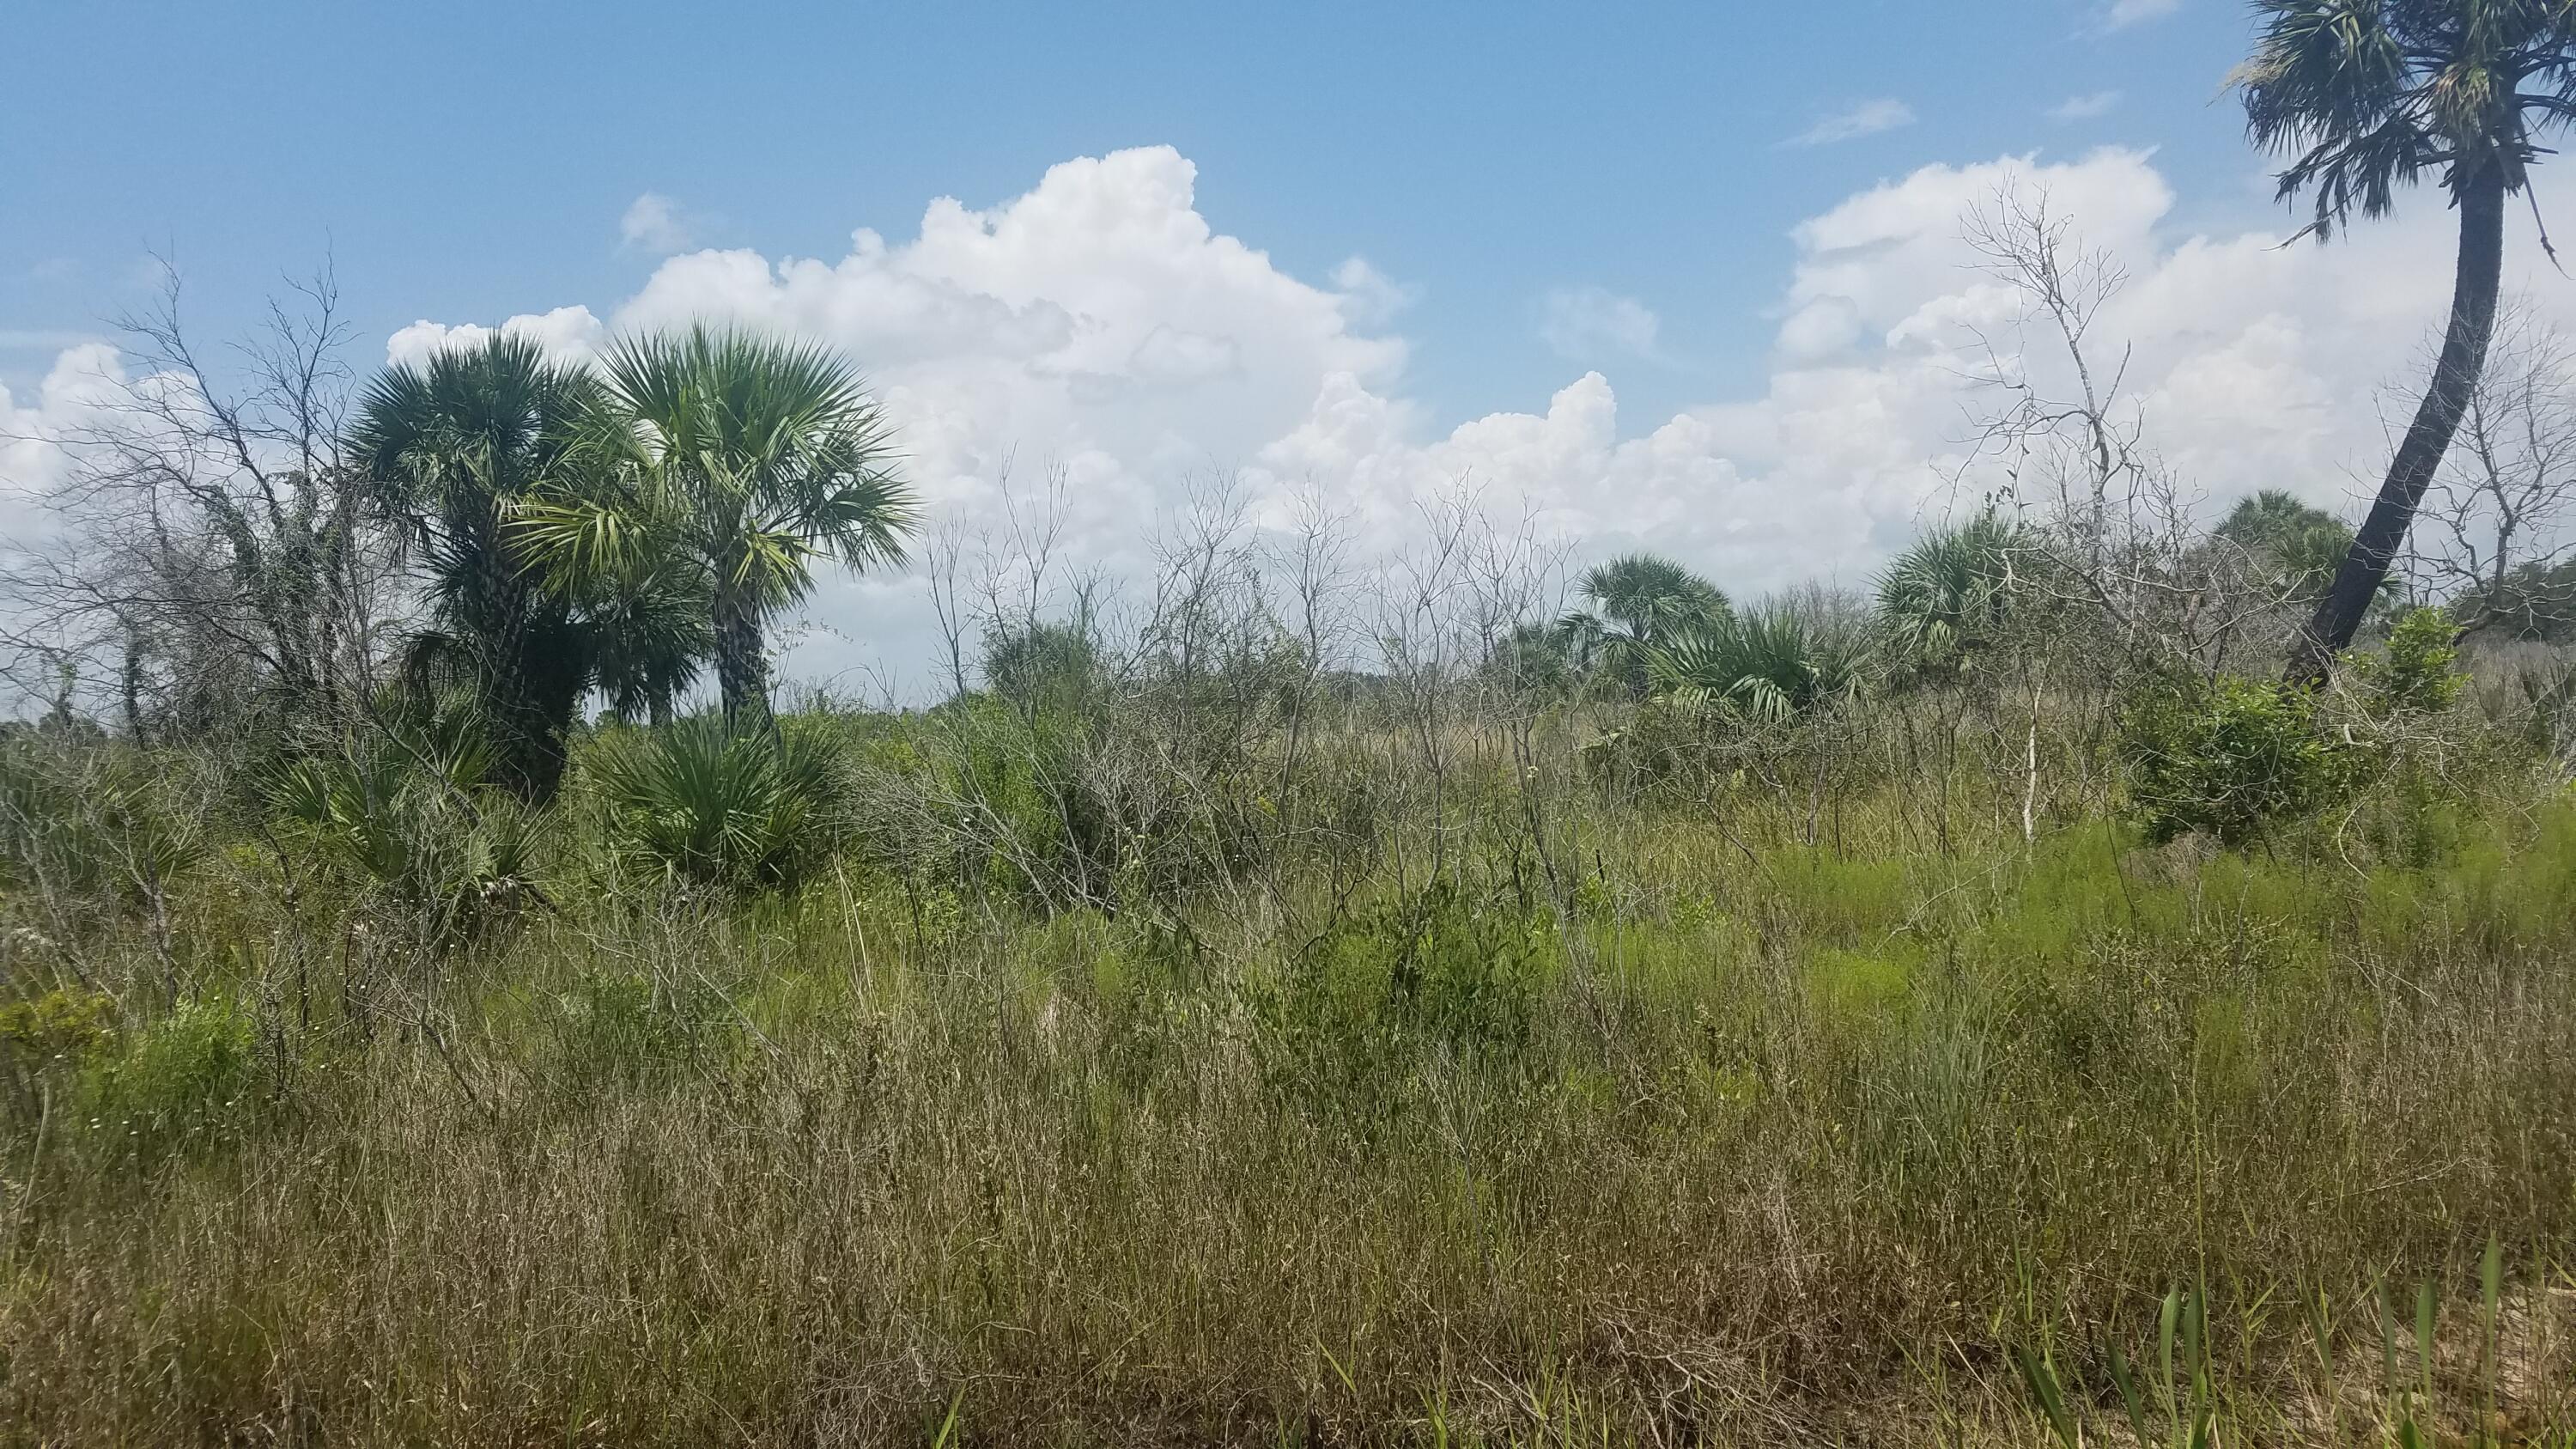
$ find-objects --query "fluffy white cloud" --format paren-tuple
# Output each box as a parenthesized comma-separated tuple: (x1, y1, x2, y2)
(10, 141, 2567, 700)
(1787, 100, 1917, 148)
(385, 305, 610, 370)
(620, 192, 695, 254)
(0, 344, 135, 541)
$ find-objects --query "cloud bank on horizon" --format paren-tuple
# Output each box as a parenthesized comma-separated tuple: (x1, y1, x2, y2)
(4, 139, 2562, 698)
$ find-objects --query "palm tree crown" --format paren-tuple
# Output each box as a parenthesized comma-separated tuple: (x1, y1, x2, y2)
(355, 334, 605, 801)
(2239, 0, 2576, 240)
(2239, 1, 2576, 679)
(517, 326, 916, 724)
(1559, 553, 1729, 694)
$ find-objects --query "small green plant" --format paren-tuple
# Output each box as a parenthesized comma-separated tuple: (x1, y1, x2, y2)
(0, 986, 118, 1114)
(79, 997, 258, 1153)
(2121, 673, 2353, 845)
(2349, 606, 2469, 718)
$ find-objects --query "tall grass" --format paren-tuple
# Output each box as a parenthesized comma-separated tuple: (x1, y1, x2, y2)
(3, 703, 2573, 1444)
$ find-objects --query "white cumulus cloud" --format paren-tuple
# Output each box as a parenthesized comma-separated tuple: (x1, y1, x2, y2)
(11, 141, 2570, 701)
(620, 192, 696, 254)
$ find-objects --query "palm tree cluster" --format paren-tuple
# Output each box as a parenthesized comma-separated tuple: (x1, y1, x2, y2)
(353, 327, 914, 805)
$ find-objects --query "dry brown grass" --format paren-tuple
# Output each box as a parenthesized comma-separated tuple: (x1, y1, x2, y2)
(7, 764, 2576, 1446)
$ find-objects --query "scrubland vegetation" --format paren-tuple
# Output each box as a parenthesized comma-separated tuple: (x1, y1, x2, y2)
(15, 4, 2576, 1442)
(7, 442, 2576, 1444)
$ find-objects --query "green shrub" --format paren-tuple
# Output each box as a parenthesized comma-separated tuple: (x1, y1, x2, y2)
(80, 997, 258, 1150)
(2349, 606, 2468, 717)
(1875, 511, 2034, 678)
(1, 987, 119, 1116)
(1251, 881, 1553, 1134)
(587, 716, 844, 892)
(1650, 601, 1866, 725)
(269, 702, 544, 943)
(2120, 674, 2353, 846)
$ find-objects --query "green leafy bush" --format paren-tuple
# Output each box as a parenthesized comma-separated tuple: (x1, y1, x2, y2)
(80, 997, 258, 1152)
(1, 987, 118, 1114)
(1251, 881, 1552, 1133)
(2121, 674, 2354, 846)
(2349, 606, 2468, 717)
(270, 703, 545, 945)
(1650, 602, 1866, 725)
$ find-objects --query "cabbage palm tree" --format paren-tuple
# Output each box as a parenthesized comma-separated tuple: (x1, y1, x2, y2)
(1651, 603, 1865, 725)
(2215, 489, 2360, 605)
(355, 335, 605, 801)
(2238, 0, 2576, 680)
(1875, 513, 2030, 673)
(1559, 553, 1729, 695)
(516, 327, 915, 726)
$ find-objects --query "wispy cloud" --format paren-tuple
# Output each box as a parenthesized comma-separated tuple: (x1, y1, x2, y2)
(619, 192, 697, 254)
(1786, 99, 1917, 149)
(1538, 285, 1665, 362)
(2103, 0, 2180, 30)
(2049, 90, 2123, 121)
(0, 330, 105, 351)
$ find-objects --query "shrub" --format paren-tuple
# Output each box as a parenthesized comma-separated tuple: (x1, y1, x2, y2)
(1251, 881, 1552, 1133)
(0, 987, 118, 1115)
(2349, 606, 2468, 718)
(1651, 601, 1867, 725)
(79, 997, 258, 1152)
(587, 716, 845, 892)
(2120, 673, 2352, 846)
(1875, 511, 2032, 676)
(269, 700, 544, 944)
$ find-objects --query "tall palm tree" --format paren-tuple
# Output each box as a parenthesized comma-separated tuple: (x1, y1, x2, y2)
(516, 327, 916, 726)
(1559, 553, 1729, 695)
(2238, 0, 2576, 682)
(355, 335, 605, 801)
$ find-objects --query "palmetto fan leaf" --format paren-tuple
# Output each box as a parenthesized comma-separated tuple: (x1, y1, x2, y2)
(1650, 604, 1865, 727)
(1558, 553, 1729, 695)
(1876, 513, 2030, 668)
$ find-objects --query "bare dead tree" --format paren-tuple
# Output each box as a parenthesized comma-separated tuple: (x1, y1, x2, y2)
(1961, 185, 2142, 575)
(2406, 301, 2576, 642)
(1953, 185, 2317, 682)
(0, 261, 399, 740)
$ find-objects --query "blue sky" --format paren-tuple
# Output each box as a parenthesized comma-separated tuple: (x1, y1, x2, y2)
(15, 0, 2553, 698)
(6, 1, 2253, 423)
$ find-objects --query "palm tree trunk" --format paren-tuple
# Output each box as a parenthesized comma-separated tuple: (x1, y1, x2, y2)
(2287, 165, 2507, 685)
(713, 582, 770, 728)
